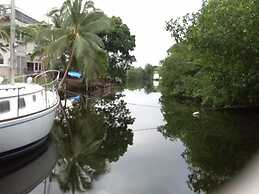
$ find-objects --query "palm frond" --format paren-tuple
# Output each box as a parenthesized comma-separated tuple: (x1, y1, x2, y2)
(81, 12, 112, 33)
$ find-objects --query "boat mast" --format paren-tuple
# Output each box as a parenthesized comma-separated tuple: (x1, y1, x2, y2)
(9, 0, 15, 84)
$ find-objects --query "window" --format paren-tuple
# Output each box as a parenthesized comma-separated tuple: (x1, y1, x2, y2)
(0, 101, 10, 113)
(33, 95, 36, 102)
(35, 63, 38, 71)
(18, 98, 26, 109)
(39, 63, 42, 71)
(0, 53, 4, 64)
(27, 62, 34, 72)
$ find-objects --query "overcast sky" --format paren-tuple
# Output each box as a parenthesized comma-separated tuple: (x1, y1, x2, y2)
(2, 0, 202, 67)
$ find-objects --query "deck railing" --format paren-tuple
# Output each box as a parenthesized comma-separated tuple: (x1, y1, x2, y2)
(0, 70, 60, 119)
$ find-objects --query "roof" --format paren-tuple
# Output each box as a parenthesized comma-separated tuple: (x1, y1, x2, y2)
(15, 9, 38, 24)
(0, 4, 39, 24)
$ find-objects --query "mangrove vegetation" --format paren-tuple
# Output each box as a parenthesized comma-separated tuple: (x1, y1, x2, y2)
(160, 0, 259, 108)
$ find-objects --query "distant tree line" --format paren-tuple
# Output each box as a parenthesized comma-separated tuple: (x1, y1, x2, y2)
(160, 0, 259, 108)
(127, 64, 154, 82)
(126, 64, 156, 93)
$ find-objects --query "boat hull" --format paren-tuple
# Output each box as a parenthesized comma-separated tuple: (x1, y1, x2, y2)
(0, 102, 59, 154)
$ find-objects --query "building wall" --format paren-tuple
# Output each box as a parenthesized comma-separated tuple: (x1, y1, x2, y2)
(0, 5, 43, 78)
(0, 67, 10, 79)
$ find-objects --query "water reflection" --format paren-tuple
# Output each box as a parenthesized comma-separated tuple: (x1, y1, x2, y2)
(126, 79, 157, 94)
(160, 96, 259, 193)
(3, 87, 259, 194)
(0, 138, 57, 194)
(50, 93, 134, 193)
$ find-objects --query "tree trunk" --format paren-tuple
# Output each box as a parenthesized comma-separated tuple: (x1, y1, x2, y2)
(85, 78, 89, 96)
(58, 48, 75, 90)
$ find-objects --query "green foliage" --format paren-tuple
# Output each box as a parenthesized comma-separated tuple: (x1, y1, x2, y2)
(23, 4, 135, 85)
(127, 64, 155, 82)
(98, 16, 136, 83)
(23, 0, 112, 87)
(127, 67, 145, 82)
(161, 0, 259, 108)
(126, 64, 155, 93)
(160, 95, 259, 193)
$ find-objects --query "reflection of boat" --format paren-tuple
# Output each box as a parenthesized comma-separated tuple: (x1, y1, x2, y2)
(0, 137, 57, 194)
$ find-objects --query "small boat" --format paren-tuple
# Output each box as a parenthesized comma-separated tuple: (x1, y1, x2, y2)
(0, 71, 60, 157)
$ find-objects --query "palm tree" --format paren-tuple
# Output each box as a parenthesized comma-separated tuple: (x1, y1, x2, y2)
(25, 0, 111, 89)
(22, 23, 55, 70)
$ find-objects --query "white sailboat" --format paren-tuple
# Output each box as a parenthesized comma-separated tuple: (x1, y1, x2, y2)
(0, 0, 60, 157)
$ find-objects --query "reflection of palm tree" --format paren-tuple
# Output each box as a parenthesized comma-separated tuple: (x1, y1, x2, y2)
(53, 94, 134, 193)
(53, 106, 106, 193)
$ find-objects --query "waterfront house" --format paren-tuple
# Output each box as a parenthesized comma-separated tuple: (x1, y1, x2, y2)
(0, 4, 43, 79)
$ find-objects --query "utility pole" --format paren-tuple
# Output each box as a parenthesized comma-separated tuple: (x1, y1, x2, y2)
(10, 0, 15, 84)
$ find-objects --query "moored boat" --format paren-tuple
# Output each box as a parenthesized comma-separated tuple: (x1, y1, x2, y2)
(0, 70, 60, 157)
(0, 0, 60, 158)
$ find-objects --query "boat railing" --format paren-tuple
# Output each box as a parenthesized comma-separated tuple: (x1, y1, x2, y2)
(0, 70, 60, 119)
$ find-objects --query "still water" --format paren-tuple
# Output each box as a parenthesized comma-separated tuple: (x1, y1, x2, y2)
(1, 88, 259, 194)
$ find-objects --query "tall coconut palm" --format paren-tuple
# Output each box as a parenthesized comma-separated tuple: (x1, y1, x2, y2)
(25, 0, 111, 89)
(22, 0, 111, 89)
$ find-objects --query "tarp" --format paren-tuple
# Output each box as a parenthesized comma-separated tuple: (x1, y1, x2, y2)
(69, 95, 80, 102)
(68, 71, 82, 79)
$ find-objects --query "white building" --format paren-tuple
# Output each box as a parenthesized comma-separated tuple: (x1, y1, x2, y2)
(0, 5, 43, 79)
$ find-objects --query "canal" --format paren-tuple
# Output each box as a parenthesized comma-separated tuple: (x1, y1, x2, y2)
(1, 87, 259, 194)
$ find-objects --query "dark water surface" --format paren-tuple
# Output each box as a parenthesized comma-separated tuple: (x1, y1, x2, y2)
(1, 89, 259, 194)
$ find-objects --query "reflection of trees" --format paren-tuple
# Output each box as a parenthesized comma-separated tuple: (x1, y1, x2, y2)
(52, 94, 134, 193)
(96, 94, 134, 162)
(160, 96, 259, 194)
(126, 80, 156, 94)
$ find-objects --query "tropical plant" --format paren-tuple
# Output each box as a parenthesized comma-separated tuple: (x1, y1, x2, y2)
(22, 23, 55, 69)
(24, 0, 112, 89)
(98, 16, 136, 83)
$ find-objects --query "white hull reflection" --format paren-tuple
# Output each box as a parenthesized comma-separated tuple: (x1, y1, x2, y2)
(0, 139, 57, 194)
